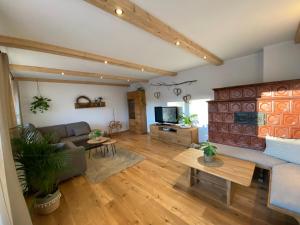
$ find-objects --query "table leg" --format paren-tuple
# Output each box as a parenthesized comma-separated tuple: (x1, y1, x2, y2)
(89, 149, 91, 159)
(226, 180, 232, 206)
(188, 168, 195, 187)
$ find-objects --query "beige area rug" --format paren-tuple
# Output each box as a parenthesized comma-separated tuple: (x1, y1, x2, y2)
(85, 147, 144, 183)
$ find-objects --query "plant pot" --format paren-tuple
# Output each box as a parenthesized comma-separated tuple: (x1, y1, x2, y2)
(204, 154, 215, 163)
(34, 189, 62, 215)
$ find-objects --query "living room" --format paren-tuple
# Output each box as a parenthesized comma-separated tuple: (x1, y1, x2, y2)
(0, 1, 300, 225)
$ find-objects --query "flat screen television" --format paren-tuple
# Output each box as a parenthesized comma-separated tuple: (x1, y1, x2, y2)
(154, 106, 180, 124)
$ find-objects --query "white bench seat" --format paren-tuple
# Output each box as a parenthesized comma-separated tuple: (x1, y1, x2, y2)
(211, 143, 286, 170)
(270, 163, 300, 215)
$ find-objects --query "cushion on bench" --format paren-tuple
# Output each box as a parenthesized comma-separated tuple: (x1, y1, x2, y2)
(211, 143, 286, 169)
(270, 163, 300, 214)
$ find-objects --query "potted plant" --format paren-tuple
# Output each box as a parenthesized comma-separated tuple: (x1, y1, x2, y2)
(88, 129, 103, 140)
(199, 142, 217, 163)
(179, 113, 198, 128)
(12, 134, 67, 215)
(30, 96, 51, 114)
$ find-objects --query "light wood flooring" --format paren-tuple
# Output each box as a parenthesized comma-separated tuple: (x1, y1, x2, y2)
(31, 132, 297, 225)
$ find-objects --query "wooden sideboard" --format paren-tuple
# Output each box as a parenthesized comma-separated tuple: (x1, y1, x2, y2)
(150, 124, 198, 146)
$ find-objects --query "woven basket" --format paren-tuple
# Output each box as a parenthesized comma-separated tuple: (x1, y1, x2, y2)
(34, 189, 62, 215)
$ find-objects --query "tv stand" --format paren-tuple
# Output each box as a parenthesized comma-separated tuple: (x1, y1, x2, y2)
(150, 124, 198, 146)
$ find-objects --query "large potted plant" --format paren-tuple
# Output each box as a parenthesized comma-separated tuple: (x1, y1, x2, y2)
(12, 133, 67, 215)
(199, 142, 217, 163)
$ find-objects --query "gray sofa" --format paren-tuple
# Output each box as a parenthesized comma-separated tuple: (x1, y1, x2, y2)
(36, 121, 91, 181)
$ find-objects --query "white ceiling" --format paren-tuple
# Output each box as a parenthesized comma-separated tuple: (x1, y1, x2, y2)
(0, 0, 299, 84)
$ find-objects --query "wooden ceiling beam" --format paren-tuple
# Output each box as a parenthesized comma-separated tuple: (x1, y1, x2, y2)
(14, 77, 129, 87)
(295, 22, 300, 44)
(85, 0, 223, 65)
(0, 35, 176, 76)
(9, 64, 148, 83)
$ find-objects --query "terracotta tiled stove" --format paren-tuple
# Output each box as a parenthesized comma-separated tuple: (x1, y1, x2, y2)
(208, 79, 300, 150)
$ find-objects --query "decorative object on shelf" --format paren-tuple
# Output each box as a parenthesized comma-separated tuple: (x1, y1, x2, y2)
(173, 88, 182, 96)
(30, 81, 51, 114)
(183, 94, 191, 103)
(154, 92, 160, 99)
(150, 80, 197, 87)
(179, 113, 198, 128)
(12, 129, 67, 215)
(88, 129, 103, 140)
(199, 142, 217, 163)
(75, 95, 105, 109)
(137, 87, 144, 91)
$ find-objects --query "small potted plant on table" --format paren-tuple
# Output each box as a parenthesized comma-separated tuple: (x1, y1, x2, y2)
(88, 129, 103, 140)
(179, 113, 198, 128)
(200, 142, 217, 163)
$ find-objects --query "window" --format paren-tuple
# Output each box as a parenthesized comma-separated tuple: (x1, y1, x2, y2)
(189, 99, 210, 142)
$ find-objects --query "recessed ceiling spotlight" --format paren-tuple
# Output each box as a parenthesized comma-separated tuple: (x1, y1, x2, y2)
(203, 56, 207, 59)
(127, 79, 130, 82)
(175, 41, 180, 46)
(104, 60, 108, 64)
(141, 68, 144, 72)
(61, 72, 64, 75)
(115, 8, 123, 16)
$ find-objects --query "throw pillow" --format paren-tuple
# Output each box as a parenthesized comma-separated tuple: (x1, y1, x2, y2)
(264, 135, 300, 165)
(73, 126, 90, 136)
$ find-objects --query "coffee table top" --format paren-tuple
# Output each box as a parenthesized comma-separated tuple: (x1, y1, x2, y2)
(173, 148, 255, 186)
(87, 137, 110, 144)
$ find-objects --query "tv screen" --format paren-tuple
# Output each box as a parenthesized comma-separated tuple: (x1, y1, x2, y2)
(154, 107, 180, 124)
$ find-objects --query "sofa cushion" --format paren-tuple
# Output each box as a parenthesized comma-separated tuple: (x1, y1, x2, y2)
(61, 134, 89, 143)
(65, 122, 91, 137)
(264, 136, 300, 165)
(270, 163, 300, 214)
(211, 143, 286, 169)
(38, 124, 67, 142)
(23, 123, 45, 143)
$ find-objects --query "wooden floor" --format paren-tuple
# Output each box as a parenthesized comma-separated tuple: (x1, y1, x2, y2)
(31, 132, 297, 225)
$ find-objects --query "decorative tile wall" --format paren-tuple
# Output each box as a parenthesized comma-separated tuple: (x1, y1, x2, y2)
(209, 79, 300, 150)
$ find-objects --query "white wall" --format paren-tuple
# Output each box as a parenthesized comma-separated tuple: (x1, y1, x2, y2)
(19, 81, 129, 131)
(263, 41, 300, 82)
(130, 52, 263, 141)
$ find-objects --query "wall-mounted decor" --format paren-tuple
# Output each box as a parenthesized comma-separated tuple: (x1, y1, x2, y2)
(183, 94, 191, 103)
(150, 80, 197, 87)
(173, 88, 182, 96)
(154, 92, 160, 99)
(30, 81, 51, 114)
(74, 95, 105, 109)
(234, 112, 266, 125)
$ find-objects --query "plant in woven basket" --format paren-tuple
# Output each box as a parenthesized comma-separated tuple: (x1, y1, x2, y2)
(12, 129, 68, 214)
(30, 96, 51, 114)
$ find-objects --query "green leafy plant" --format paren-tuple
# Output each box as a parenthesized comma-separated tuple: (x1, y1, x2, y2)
(12, 133, 67, 197)
(30, 96, 51, 114)
(88, 129, 103, 139)
(199, 142, 217, 157)
(179, 113, 198, 126)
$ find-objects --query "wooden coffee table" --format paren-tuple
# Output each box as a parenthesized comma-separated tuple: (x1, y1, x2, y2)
(86, 137, 110, 158)
(173, 148, 255, 206)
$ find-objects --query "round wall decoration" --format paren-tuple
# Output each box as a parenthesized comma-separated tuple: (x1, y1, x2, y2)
(183, 94, 191, 103)
(76, 95, 91, 104)
(173, 88, 182, 96)
(154, 92, 161, 99)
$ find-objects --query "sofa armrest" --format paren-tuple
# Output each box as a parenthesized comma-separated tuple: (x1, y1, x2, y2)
(58, 141, 87, 182)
